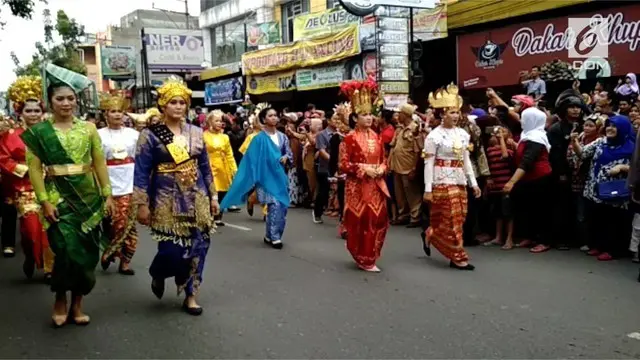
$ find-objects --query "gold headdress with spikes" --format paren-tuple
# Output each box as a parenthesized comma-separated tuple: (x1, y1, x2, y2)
(208, 109, 224, 122)
(340, 79, 378, 115)
(99, 91, 130, 111)
(157, 76, 192, 107)
(428, 83, 463, 110)
(254, 102, 271, 116)
(8, 76, 42, 111)
(333, 102, 352, 131)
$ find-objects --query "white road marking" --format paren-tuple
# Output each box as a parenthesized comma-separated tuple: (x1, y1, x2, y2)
(223, 223, 252, 231)
(627, 332, 640, 340)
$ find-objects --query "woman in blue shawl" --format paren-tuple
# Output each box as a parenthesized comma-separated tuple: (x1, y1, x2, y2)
(221, 107, 292, 249)
(571, 115, 635, 261)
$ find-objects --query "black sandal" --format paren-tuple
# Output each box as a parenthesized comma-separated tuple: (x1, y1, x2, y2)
(182, 301, 203, 316)
(151, 278, 165, 299)
(421, 231, 431, 257)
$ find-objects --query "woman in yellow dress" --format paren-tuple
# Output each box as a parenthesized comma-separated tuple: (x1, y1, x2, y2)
(203, 110, 237, 226)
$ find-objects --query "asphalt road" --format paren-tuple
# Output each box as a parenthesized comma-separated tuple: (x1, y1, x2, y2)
(1, 208, 640, 359)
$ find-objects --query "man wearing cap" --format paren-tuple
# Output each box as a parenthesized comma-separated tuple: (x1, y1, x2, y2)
(389, 104, 423, 227)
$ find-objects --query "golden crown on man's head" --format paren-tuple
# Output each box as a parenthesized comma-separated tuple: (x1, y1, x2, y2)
(8, 76, 42, 105)
(157, 76, 192, 107)
(99, 91, 130, 111)
(428, 83, 463, 109)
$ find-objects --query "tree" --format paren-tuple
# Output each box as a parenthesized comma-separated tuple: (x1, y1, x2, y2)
(0, 0, 47, 27)
(11, 9, 86, 77)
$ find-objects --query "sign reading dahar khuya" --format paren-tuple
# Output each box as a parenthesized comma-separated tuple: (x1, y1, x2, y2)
(242, 26, 360, 76)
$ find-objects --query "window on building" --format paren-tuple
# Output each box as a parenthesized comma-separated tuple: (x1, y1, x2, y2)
(211, 15, 256, 66)
(326, 0, 338, 8)
(281, 0, 309, 43)
(201, 0, 230, 12)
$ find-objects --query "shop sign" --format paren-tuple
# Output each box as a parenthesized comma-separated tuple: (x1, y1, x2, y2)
(101, 45, 136, 79)
(383, 94, 409, 110)
(339, 0, 439, 17)
(457, 4, 640, 89)
(144, 28, 204, 70)
(246, 70, 296, 95)
(379, 56, 408, 69)
(247, 22, 281, 47)
(413, 5, 448, 42)
(201, 62, 242, 81)
(377, 29, 408, 43)
(296, 63, 346, 91)
(294, 8, 360, 41)
(204, 77, 244, 106)
(380, 68, 409, 81)
(377, 17, 408, 32)
(378, 43, 408, 56)
(380, 81, 409, 94)
(242, 25, 360, 76)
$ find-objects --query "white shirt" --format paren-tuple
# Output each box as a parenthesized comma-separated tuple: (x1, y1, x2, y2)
(268, 131, 280, 147)
(98, 127, 139, 196)
(423, 126, 478, 192)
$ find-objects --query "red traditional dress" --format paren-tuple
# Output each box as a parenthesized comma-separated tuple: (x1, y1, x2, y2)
(339, 128, 390, 270)
(0, 127, 53, 273)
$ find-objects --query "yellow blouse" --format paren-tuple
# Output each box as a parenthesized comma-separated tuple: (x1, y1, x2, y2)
(203, 131, 237, 192)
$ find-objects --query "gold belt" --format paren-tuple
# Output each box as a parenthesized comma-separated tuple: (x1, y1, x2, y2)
(156, 159, 197, 173)
(45, 164, 92, 176)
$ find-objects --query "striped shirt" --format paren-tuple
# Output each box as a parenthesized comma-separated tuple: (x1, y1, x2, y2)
(487, 145, 514, 193)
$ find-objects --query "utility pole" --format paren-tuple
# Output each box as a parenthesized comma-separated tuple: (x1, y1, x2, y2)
(184, 0, 189, 29)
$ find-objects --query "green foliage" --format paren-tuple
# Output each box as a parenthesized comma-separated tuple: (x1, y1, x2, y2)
(12, 8, 86, 77)
(0, 0, 47, 26)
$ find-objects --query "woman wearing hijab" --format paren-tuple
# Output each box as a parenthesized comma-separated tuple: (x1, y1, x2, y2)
(503, 107, 553, 253)
(566, 113, 604, 252)
(615, 73, 639, 100)
(572, 115, 634, 261)
(21, 64, 115, 327)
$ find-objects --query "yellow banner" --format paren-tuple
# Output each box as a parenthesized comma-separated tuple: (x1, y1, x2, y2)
(413, 5, 448, 42)
(293, 8, 360, 41)
(241, 25, 360, 76)
(246, 70, 296, 95)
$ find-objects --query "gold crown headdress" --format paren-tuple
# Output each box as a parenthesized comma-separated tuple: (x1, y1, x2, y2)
(428, 83, 463, 110)
(208, 109, 224, 122)
(340, 78, 378, 115)
(254, 102, 271, 116)
(333, 102, 352, 130)
(157, 76, 192, 107)
(8, 76, 42, 111)
(99, 91, 130, 111)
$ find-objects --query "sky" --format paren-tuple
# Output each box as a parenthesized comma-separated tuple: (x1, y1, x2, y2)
(0, 0, 201, 89)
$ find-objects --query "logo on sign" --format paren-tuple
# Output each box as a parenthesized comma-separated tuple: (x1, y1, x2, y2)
(567, 17, 610, 70)
(470, 40, 508, 69)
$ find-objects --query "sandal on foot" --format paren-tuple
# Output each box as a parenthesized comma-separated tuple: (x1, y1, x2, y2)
(182, 301, 203, 316)
(68, 314, 90, 326)
(501, 243, 514, 250)
(51, 314, 68, 328)
(530, 244, 551, 253)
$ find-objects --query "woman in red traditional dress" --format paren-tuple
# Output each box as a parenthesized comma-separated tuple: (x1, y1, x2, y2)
(338, 79, 390, 273)
(422, 84, 482, 271)
(0, 75, 53, 280)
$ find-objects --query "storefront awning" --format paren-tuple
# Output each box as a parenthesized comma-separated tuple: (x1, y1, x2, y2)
(447, 0, 591, 29)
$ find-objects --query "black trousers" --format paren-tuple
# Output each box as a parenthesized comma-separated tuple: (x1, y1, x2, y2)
(552, 180, 576, 246)
(215, 192, 227, 221)
(314, 172, 330, 218)
(1, 201, 17, 249)
(512, 175, 553, 245)
(586, 200, 632, 256)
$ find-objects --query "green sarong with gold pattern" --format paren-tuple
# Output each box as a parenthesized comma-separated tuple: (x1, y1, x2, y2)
(21, 119, 107, 295)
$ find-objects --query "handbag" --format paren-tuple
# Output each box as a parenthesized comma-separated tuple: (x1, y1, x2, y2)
(597, 179, 630, 201)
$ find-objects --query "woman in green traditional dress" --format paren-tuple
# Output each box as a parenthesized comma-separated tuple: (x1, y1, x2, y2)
(21, 64, 115, 327)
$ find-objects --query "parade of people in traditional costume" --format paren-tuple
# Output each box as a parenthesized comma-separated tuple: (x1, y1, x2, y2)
(1, 75, 53, 280)
(21, 64, 116, 327)
(98, 91, 139, 276)
(221, 105, 292, 250)
(203, 110, 237, 226)
(338, 78, 390, 272)
(422, 83, 482, 271)
(133, 76, 219, 316)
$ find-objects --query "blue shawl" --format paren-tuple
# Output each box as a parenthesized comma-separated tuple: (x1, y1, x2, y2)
(220, 131, 290, 209)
